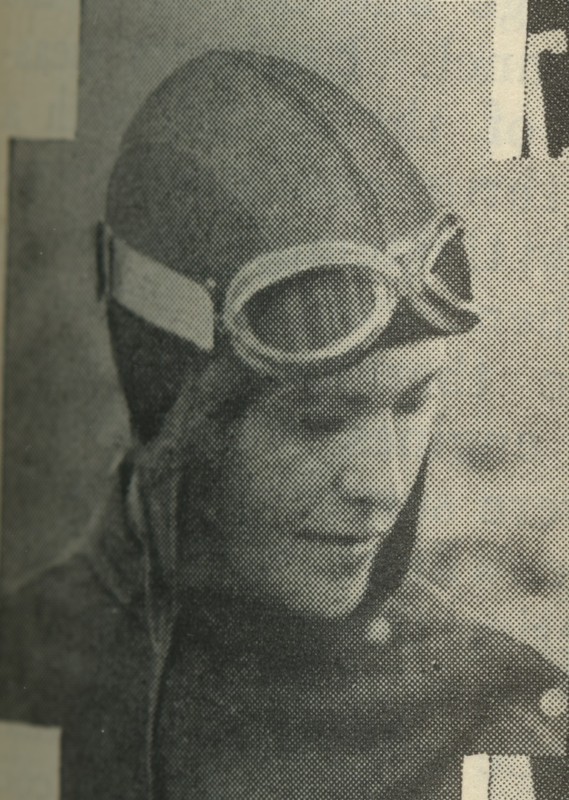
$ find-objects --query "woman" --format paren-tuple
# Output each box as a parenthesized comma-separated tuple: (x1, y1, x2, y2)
(1, 50, 566, 799)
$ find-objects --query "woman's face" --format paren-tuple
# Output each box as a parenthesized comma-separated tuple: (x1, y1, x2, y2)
(218, 339, 448, 617)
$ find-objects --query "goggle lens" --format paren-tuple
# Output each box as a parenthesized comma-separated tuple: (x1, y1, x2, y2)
(243, 265, 377, 353)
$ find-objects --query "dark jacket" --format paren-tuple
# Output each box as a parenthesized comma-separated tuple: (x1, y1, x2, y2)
(1, 471, 567, 799)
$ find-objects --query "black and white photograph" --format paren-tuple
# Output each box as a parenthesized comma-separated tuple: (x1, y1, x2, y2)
(0, 2, 568, 798)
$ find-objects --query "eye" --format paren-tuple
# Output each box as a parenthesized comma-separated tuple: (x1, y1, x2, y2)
(393, 382, 437, 417)
(292, 409, 351, 439)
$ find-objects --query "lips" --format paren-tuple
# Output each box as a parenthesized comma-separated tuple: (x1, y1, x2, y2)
(290, 528, 388, 547)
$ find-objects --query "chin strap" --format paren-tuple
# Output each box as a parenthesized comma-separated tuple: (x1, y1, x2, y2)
(126, 461, 183, 800)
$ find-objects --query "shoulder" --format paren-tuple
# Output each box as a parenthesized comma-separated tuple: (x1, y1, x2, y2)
(0, 552, 152, 799)
(364, 572, 568, 758)
(1, 551, 150, 726)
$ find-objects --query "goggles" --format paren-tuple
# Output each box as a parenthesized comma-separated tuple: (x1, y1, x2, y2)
(98, 210, 482, 378)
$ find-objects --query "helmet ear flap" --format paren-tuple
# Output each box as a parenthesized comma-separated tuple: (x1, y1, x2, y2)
(107, 302, 209, 443)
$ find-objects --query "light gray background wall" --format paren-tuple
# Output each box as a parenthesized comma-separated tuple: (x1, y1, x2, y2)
(3, 0, 569, 667)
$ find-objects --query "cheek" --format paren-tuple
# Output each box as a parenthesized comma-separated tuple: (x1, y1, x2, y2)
(395, 410, 435, 483)
(221, 418, 329, 530)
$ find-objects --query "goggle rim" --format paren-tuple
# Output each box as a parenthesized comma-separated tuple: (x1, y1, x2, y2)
(223, 211, 482, 374)
(222, 241, 404, 374)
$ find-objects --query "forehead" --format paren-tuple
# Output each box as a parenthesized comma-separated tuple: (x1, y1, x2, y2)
(303, 338, 448, 397)
(261, 338, 448, 411)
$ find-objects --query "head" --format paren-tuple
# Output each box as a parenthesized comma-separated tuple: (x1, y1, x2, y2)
(101, 50, 480, 619)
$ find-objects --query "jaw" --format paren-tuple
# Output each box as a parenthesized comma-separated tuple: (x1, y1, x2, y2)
(246, 552, 377, 618)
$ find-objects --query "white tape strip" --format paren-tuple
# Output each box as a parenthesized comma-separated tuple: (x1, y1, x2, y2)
(462, 754, 490, 800)
(490, 0, 529, 160)
(461, 754, 537, 800)
(0, 721, 61, 800)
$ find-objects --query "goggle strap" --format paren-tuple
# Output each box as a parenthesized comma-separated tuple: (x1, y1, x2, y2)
(99, 225, 215, 351)
(96, 221, 114, 301)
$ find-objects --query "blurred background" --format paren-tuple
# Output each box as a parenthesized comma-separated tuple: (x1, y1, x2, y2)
(3, 0, 569, 671)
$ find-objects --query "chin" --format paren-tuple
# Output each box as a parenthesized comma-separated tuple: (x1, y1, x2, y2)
(276, 573, 371, 618)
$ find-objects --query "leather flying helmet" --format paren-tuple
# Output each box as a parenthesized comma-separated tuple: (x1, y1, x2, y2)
(100, 50, 481, 440)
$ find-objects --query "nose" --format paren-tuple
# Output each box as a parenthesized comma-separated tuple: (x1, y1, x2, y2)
(337, 410, 405, 516)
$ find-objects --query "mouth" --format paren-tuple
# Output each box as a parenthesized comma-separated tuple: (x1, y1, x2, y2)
(289, 528, 388, 548)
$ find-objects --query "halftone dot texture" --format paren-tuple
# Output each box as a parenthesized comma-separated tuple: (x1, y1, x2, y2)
(102, 11, 568, 800)
(2, 2, 568, 799)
